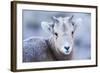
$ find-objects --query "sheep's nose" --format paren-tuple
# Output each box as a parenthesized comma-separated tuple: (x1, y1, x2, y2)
(64, 46, 70, 51)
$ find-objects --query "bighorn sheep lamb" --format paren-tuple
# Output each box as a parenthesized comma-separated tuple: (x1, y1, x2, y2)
(23, 16, 77, 62)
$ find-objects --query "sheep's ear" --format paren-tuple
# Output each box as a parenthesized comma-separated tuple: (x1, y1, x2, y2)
(52, 16, 59, 23)
(69, 15, 73, 21)
(72, 18, 82, 35)
(41, 21, 54, 34)
(52, 16, 57, 20)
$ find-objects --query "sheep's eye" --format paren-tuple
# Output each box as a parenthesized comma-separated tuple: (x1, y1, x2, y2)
(72, 31, 74, 35)
(54, 32, 58, 37)
(72, 22, 74, 26)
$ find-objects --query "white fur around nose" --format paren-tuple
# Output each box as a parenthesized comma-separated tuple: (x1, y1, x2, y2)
(60, 42, 72, 55)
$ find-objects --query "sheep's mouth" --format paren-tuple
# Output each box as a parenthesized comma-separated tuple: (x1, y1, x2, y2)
(65, 51, 71, 55)
(62, 47, 72, 55)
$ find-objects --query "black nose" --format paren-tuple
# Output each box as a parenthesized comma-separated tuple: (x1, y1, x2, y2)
(64, 46, 70, 51)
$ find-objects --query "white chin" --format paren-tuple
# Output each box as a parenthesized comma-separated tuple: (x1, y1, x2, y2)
(63, 50, 72, 55)
(64, 51, 71, 55)
(59, 47, 72, 55)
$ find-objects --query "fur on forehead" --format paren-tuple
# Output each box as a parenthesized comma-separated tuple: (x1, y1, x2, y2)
(53, 16, 74, 29)
(52, 15, 73, 21)
(41, 15, 75, 35)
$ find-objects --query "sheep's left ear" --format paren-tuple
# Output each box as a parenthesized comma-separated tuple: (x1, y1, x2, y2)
(41, 21, 54, 34)
(52, 16, 57, 20)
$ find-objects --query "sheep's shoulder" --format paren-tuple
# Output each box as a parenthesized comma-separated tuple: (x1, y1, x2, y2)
(23, 37, 53, 62)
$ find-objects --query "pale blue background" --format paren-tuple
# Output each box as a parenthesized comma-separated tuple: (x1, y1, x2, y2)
(22, 10, 91, 60)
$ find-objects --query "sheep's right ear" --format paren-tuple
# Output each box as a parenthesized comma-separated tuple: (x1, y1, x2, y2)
(41, 21, 54, 34)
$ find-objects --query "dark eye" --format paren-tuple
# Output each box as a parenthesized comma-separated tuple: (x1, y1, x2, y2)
(72, 31, 74, 35)
(54, 32, 58, 36)
(72, 22, 74, 26)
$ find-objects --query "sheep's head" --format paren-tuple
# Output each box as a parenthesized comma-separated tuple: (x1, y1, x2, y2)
(41, 16, 77, 55)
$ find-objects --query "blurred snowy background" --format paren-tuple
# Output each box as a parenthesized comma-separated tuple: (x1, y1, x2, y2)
(22, 10, 91, 60)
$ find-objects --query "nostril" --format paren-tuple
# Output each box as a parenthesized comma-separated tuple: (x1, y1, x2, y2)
(64, 46, 70, 51)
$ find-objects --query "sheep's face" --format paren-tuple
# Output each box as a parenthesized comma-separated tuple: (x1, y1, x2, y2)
(41, 16, 77, 55)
